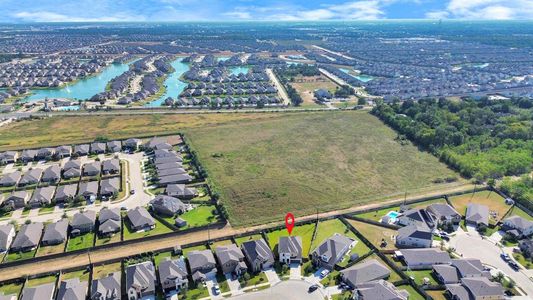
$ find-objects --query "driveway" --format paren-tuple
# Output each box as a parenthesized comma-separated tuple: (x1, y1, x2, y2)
(449, 229, 533, 297)
(289, 263, 301, 280)
(225, 273, 243, 296)
(264, 267, 281, 285)
(226, 279, 325, 300)
(205, 275, 221, 299)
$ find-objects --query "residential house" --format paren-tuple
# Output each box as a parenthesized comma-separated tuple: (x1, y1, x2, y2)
(83, 161, 101, 177)
(157, 168, 187, 177)
(55, 184, 78, 203)
(99, 177, 120, 198)
(155, 161, 182, 171)
(123, 138, 142, 151)
(352, 280, 409, 300)
(102, 159, 120, 175)
(0, 151, 18, 164)
(340, 259, 391, 289)
(36, 147, 55, 160)
(433, 259, 490, 284)
(427, 203, 461, 226)
(20, 283, 55, 300)
(126, 261, 156, 300)
(56, 278, 87, 300)
(0, 224, 15, 253)
(502, 216, 533, 237)
(78, 181, 99, 200)
(466, 203, 489, 227)
(158, 257, 189, 292)
(20, 149, 37, 163)
(19, 168, 43, 186)
(70, 210, 96, 236)
(395, 224, 433, 248)
(241, 238, 275, 273)
(41, 165, 61, 183)
(158, 174, 193, 186)
(90, 142, 107, 154)
(397, 248, 451, 269)
(397, 208, 435, 229)
(311, 233, 356, 270)
(165, 184, 197, 200)
(90, 272, 121, 300)
(4, 190, 29, 209)
(54, 145, 72, 158)
(278, 236, 302, 265)
(10, 222, 43, 252)
(41, 219, 69, 246)
(106, 141, 122, 153)
(73, 144, 90, 156)
(0, 171, 21, 187)
(145, 137, 170, 151)
(28, 186, 55, 208)
(155, 156, 182, 165)
(63, 159, 81, 179)
(150, 195, 186, 216)
(215, 244, 248, 275)
(98, 208, 121, 237)
(127, 207, 156, 231)
(445, 277, 504, 300)
(188, 250, 217, 282)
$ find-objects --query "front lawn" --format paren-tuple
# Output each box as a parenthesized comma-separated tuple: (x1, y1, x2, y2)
(66, 233, 95, 252)
(513, 252, 532, 269)
(239, 272, 267, 288)
(123, 218, 173, 241)
(320, 270, 340, 287)
(266, 222, 316, 258)
(181, 282, 209, 300)
(216, 273, 230, 294)
(38, 205, 56, 215)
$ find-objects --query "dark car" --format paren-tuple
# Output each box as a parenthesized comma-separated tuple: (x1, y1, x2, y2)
(308, 284, 319, 293)
(130, 189, 136, 195)
(509, 261, 520, 270)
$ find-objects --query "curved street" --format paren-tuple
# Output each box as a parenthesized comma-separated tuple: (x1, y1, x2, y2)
(227, 280, 326, 300)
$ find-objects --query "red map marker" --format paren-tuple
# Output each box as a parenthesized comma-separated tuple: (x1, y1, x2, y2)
(285, 213, 295, 235)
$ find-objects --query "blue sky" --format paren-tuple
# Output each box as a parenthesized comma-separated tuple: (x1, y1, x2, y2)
(1, 0, 532, 22)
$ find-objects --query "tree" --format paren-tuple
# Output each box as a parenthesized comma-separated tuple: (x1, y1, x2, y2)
(357, 98, 367, 105)
(243, 272, 251, 282)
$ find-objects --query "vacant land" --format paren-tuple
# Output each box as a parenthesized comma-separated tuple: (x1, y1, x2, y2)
(290, 75, 338, 107)
(346, 218, 397, 250)
(185, 111, 462, 226)
(450, 190, 509, 223)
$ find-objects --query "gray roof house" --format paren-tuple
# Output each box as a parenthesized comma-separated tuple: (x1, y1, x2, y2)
(36, 148, 55, 160)
(433, 264, 461, 284)
(188, 249, 217, 282)
(340, 259, 391, 288)
(11, 222, 43, 252)
(215, 244, 248, 275)
(56, 278, 87, 300)
(519, 239, 533, 256)
(74, 144, 90, 156)
(20, 149, 37, 162)
(398, 248, 451, 269)
(150, 195, 186, 216)
(127, 207, 156, 232)
(78, 181, 99, 200)
(0, 171, 21, 187)
(165, 184, 197, 200)
(156, 161, 182, 171)
(41, 165, 61, 183)
(278, 236, 302, 264)
(123, 138, 142, 151)
(395, 224, 433, 248)
(397, 208, 435, 229)
(90, 272, 121, 300)
(157, 168, 187, 177)
(90, 142, 107, 154)
(98, 208, 121, 237)
(106, 141, 122, 153)
(41, 219, 68, 246)
(70, 210, 97, 235)
(63, 159, 81, 179)
(466, 203, 489, 227)
(102, 159, 120, 175)
(241, 238, 275, 273)
(155, 156, 183, 165)
(55, 184, 78, 203)
(427, 203, 461, 225)
(502, 216, 533, 237)
(83, 161, 101, 177)
(158, 174, 193, 186)
(446, 277, 504, 300)
(3, 190, 29, 209)
(126, 261, 156, 300)
(99, 177, 120, 198)
(0, 151, 18, 164)
(54, 145, 72, 158)
(28, 186, 55, 208)
(353, 280, 409, 300)
(19, 168, 43, 186)
(311, 233, 356, 270)
(158, 257, 189, 292)
(0, 224, 15, 253)
(21, 283, 55, 300)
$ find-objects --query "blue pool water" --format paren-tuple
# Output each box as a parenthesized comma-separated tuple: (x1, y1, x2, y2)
(340, 68, 374, 82)
(145, 57, 190, 107)
(229, 66, 249, 75)
(55, 105, 80, 111)
(385, 211, 400, 222)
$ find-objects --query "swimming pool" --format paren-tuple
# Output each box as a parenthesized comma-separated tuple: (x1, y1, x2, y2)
(384, 211, 400, 223)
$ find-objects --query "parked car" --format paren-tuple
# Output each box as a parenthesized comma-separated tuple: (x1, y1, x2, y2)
(130, 189, 136, 195)
(213, 284, 220, 295)
(509, 261, 520, 271)
(500, 253, 510, 261)
(320, 269, 329, 278)
(308, 284, 319, 293)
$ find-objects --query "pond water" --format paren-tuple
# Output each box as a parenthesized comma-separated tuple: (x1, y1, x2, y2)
(340, 68, 374, 82)
(22, 61, 133, 102)
(145, 57, 190, 107)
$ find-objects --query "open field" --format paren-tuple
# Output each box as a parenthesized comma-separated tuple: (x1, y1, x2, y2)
(290, 75, 337, 107)
(266, 223, 316, 258)
(346, 219, 397, 250)
(0, 113, 281, 151)
(450, 190, 509, 223)
(185, 111, 463, 226)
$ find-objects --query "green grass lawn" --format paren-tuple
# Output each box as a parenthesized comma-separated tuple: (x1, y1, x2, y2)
(337, 240, 371, 268)
(405, 269, 438, 286)
(450, 190, 509, 224)
(507, 206, 533, 221)
(266, 222, 316, 258)
(0, 282, 23, 297)
(38, 205, 56, 215)
(513, 253, 532, 269)
(95, 233, 121, 246)
(62, 268, 91, 282)
(320, 270, 340, 287)
(346, 219, 397, 250)
(396, 285, 425, 300)
(182, 282, 209, 300)
(311, 219, 357, 252)
(27, 275, 56, 287)
(36, 241, 66, 256)
(4, 249, 36, 262)
(183, 244, 208, 257)
(66, 233, 95, 252)
(123, 218, 173, 241)
(216, 273, 230, 294)
(92, 262, 122, 280)
(234, 234, 263, 247)
(178, 205, 219, 228)
(239, 272, 268, 288)
(184, 111, 462, 226)
(210, 239, 234, 251)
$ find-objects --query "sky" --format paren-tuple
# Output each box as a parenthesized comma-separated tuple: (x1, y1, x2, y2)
(1, 0, 532, 22)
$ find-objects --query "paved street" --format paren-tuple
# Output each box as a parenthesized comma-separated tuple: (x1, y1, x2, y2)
(227, 280, 325, 300)
(449, 228, 533, 297)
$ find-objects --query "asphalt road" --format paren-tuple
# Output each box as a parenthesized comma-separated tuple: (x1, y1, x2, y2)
(227, 280, 326, 300)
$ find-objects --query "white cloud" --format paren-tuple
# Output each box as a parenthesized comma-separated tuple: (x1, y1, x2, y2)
(223, 11, 252, 19)
(429, 0, 533, 19)
(13, 11, 144, 22)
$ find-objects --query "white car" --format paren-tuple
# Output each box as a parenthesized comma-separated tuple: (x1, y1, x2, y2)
(213, 284, 221, 295)
(320, 269, 330, 278)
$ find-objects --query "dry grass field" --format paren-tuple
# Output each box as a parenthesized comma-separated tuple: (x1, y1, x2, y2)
(449, 190, 510, 223)
(290, 75, 338, 107)
(185, 110, 463, 226)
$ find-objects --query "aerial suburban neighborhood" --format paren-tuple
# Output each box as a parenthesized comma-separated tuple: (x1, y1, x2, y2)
(0, 8, 532, 300)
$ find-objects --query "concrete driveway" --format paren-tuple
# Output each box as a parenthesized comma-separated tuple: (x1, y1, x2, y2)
(449, 229, 533, 297)
(226, 279, 326, 300)
(225, 273, 243, 296)
(289, 263, 301, 279)
(264, 267, 281, 285)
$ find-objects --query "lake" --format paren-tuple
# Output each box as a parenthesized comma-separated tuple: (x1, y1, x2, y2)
(145, 57, 190, 107)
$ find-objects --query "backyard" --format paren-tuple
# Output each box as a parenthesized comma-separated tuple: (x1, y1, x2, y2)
(266, 222, 316, 257)
(92, 262, 122, 280)
(66, 233, 95, 252)
(123, 218, 173, 240)
(450, 190, 510, 223)
(36, 242, 66, 256)
(346, 218, 397, 250)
